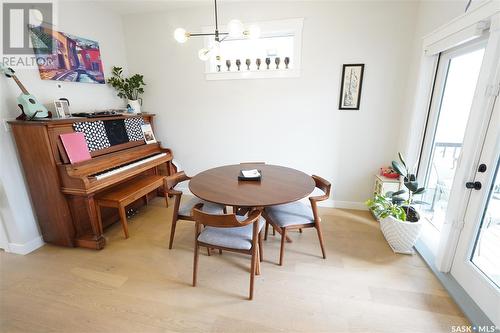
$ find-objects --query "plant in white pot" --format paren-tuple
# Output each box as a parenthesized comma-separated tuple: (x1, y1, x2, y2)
(107, 66, 146, 114)
(366, 153, 427, 254)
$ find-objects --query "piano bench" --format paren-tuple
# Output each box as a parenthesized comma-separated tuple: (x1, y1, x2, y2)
(95, 174, 168, 239)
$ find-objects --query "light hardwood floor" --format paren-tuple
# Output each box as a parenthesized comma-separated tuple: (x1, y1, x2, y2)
(0, 196, 468, 333)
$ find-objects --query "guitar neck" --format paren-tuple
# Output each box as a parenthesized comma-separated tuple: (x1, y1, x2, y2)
(12, 76, 30, 95)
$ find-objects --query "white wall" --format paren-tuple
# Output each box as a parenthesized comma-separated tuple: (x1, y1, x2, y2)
(122, 1, 421, 208)
(0, 1, 129, 254)
(399, 0, 466, 166)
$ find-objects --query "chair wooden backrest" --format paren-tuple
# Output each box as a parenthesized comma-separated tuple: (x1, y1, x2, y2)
(193, 203, 261, 229)
(165, 171, 190, 192)
(309, 175, 332, 223)
(165, 171, 191, 220)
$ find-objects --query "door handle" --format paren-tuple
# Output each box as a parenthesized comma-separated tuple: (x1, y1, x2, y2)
(465, 181, 482, 190)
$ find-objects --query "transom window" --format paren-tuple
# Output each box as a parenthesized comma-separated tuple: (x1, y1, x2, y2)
(203, 18, 303, 80)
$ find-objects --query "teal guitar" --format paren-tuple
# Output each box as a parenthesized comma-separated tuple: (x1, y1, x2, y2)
(0, 65, 49, 120)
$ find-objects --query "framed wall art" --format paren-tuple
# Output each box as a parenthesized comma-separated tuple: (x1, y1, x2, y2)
(53, 99, 70, 118)
(339, 64, 364, 110)
(31, 27, 105, 84)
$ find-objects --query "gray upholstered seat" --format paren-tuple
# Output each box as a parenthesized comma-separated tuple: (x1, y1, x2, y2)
(197, 216, 265, 250)
(265, 201, 314, 227)
(178, 197, 225, 217)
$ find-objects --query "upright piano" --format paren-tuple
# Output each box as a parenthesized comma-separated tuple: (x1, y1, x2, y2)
(8, 113, 174, 250)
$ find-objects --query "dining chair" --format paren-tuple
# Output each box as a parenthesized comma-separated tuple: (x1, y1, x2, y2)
(263, 175, 331, 266)
(192, 204, 265, 300)
(166, 171, 226, 249)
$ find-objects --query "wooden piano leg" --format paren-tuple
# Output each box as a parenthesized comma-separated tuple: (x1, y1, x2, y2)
(71, 195, 106, 250)
(95, 203, 104, 234)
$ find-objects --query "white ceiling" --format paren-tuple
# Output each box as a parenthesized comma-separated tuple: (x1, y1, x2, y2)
(91, 0, 310, 16)
(92, 0, 217, 16)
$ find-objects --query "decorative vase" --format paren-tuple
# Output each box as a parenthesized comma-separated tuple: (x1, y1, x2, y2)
(284, 57, 290, 69)
(128, 99, 142, 114)
(379, 215, 423, 254)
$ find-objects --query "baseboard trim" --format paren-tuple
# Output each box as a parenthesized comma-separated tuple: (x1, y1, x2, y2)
(7, 236, 44, 255)
(325, 200, 367, 210)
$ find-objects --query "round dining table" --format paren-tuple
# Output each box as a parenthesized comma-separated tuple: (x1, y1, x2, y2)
(189, 164, 315, 208)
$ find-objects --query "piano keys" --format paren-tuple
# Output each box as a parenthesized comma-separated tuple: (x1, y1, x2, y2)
(92, 153, 167, 180)
(8, 113, 174, 250)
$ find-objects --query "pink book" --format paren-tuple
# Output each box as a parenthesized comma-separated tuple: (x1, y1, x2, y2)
(60, 132, 91, 164)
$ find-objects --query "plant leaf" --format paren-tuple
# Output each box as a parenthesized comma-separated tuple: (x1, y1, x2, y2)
(392, 161, 407, 177)
(398, 152, 407, 168)
(404, 175, 416, 182)
(404, 181, 418, 192)
(391, 196, 405, 204)
(392, 189, 406, 196)
(413, 187, 426, 194)
(400, 208, 407, 221)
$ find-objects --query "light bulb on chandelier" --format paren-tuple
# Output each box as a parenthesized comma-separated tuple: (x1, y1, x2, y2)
(198, 48, 211, 61)
(174, 28, 189, 43)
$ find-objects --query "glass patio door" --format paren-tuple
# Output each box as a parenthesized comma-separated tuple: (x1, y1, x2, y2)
(450, 87, 500, 327)
(418, 41, 486, 232)
(417, 34, 500, 324)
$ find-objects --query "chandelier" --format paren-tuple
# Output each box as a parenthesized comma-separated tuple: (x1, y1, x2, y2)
(173, 0, 261, 61)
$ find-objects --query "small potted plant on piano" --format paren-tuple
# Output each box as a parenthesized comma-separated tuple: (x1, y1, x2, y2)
(366, 153, 427, 254)
(107, 66, 146, 114)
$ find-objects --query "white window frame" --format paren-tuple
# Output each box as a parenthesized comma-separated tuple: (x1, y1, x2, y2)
(202, 18, 303, 81)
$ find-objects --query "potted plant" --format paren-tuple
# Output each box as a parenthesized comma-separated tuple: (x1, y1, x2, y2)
(107, 66, 146, 114)
(366, 153, 426, 254)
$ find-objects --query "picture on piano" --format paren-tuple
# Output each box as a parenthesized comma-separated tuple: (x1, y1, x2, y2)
(141, 124, 157, 144)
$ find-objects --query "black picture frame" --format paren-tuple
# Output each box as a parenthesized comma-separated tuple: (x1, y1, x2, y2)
(338, 64, 365, 110)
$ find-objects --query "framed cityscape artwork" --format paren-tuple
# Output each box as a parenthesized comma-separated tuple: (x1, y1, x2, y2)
(30, 27, 105, 84)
